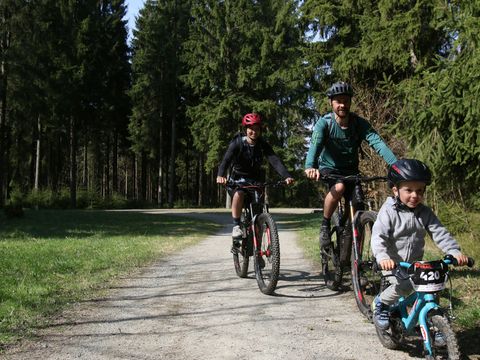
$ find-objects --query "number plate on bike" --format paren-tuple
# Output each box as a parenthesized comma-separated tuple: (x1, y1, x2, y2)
(409, 260, 448, 292)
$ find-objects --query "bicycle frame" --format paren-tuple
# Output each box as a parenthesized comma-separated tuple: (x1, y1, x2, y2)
(328, 177, 376, 263)
(389, 259, 453, 355)
(230, 180, 280, 256)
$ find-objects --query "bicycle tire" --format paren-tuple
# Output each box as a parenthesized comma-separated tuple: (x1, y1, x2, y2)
(321, 211, 342, 290)
(351, 210, 381, 320)
(374, 315, 402, 350)
(233, 241, 249, 278)
(425, 314, 460, 360)
(253, 213, 280, 295)
(233, 211, 250, 278)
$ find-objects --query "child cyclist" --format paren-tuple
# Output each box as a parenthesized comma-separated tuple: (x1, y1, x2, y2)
(371, 158, 469, 330)
(216, 113, 294, 240)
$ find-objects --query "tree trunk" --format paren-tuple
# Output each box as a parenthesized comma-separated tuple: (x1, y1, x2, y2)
(0, 28, 10, 205)
(69, 116, 77, 208)
(83, 140, 88, 189)
(197, 155, 203, 207)
(112, 130, 118, 193)
(168, 110, 176, 208)
(140, 151, 147, 201)
(105, 137, 110, 197)
(34, 115, 41, 191)
(158, 118, 164, 207)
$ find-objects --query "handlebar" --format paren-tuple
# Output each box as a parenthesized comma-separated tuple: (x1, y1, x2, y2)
(225, 179, 287, 188)
(391, 255, 475, 281)
(319, 173, 388, 183)
(398, 255, 475, 269)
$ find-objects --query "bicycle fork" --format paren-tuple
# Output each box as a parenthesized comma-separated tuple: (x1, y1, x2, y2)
(396, 293, 440, 356)
(251, 214, 270, 257)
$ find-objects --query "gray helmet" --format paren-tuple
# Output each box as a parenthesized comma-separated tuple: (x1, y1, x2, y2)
(326, 82, 354, 98)
(388, 159, 432, 186)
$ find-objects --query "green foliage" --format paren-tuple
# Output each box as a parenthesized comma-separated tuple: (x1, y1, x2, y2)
(390, 2, 480, 202)
(183, 0, 310, 173)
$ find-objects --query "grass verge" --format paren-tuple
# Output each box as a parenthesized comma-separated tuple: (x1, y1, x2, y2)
(280, 211, 479, 358)
(0, 209, 222, 349)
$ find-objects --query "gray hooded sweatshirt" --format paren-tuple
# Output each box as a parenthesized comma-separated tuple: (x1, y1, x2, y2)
(371, 197, 461, 264)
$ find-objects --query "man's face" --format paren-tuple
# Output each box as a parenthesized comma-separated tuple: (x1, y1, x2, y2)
(330, 95, 351, 118)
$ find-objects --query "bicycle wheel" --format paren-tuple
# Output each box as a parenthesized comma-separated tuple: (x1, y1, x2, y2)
(425, 314, 460, 360)
(233, 240, 249, 278)
(253, 213, 280, 295)
(351, 210, 381, 320)
(374, 312, 402, 350)
(233, 211, 250, 278)
(321, 211, 342, 290)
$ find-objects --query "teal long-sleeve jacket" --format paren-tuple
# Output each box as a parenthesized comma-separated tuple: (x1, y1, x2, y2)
(304, 112, 397, 173)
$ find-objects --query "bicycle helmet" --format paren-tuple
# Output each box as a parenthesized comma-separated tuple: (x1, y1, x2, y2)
(388, 159, 432, 186)
(326, 82, 354, 98)
(242, 113, 262, 127)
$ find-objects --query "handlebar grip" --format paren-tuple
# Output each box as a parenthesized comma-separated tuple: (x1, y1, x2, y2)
(467, 257, 475, 268)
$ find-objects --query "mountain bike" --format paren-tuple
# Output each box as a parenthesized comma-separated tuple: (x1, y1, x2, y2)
(227, 179, 285, 295)
(318, 173, 387, 319)
(374, 255, 475, 359)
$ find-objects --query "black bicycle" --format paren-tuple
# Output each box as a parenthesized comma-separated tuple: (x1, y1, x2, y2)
(227, 179, 284, 295)
(318, 173, 387, 320)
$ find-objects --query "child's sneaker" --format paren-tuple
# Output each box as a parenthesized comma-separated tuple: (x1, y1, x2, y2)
(434, 332, 446, 347)
(373, 296, 390, 330)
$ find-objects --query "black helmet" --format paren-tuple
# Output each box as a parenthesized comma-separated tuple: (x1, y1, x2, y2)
(388, 159, 432, 186)
(326, 81, 354, 98)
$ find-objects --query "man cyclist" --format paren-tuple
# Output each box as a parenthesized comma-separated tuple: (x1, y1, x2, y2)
(217, 113, 294, 239)
(304, 81, 397, 250)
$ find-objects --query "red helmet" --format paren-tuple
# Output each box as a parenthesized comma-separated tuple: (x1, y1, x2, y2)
(242, 113, 261, 127)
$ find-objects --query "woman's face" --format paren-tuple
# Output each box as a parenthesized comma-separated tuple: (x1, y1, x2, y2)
(246, 124, 261, 143)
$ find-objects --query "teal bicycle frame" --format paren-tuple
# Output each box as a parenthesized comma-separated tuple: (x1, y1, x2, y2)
(389, 258, 456, 356)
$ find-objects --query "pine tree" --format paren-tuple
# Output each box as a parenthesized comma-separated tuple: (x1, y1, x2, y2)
(183, 0, 308, 179)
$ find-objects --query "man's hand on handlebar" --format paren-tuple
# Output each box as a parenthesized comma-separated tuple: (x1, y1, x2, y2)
(304, 168, 321, 181)
(216, 176, 227, 184)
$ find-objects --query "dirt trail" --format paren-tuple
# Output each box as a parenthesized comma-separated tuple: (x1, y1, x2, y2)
(4, 209, 421, 360)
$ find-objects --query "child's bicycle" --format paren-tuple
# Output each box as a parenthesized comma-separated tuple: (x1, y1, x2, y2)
(227, 179, 285, 295)
(318, 173, 387, 319)
(375, 255, 475, 359)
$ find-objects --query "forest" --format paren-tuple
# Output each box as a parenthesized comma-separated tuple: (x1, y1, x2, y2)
(0, 0, 479, 210)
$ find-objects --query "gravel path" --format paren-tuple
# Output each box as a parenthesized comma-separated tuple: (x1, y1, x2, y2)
(4, 209, 422, 360)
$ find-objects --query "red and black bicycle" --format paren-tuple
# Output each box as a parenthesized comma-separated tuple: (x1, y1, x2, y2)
(227, 179, 285, 295)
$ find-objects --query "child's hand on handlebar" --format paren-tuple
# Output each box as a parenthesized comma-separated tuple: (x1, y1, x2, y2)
(305, 168, 321, 181)
(285, 177, 295, 185)
(216, 176, 227, 184)
(453, 253, 470, 266)
(380, 259, 396, 271)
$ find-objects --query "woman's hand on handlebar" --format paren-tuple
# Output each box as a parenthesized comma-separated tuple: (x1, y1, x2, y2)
(305, 168, 321, 181)
(216, 176, 227, 184)
(285, 177, 295, 185)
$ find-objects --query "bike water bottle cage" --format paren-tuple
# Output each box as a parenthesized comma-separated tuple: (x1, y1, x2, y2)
(409, 260, 448, 292)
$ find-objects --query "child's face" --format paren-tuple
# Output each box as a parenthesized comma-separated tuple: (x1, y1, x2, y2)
(393, 181, 426, 208)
